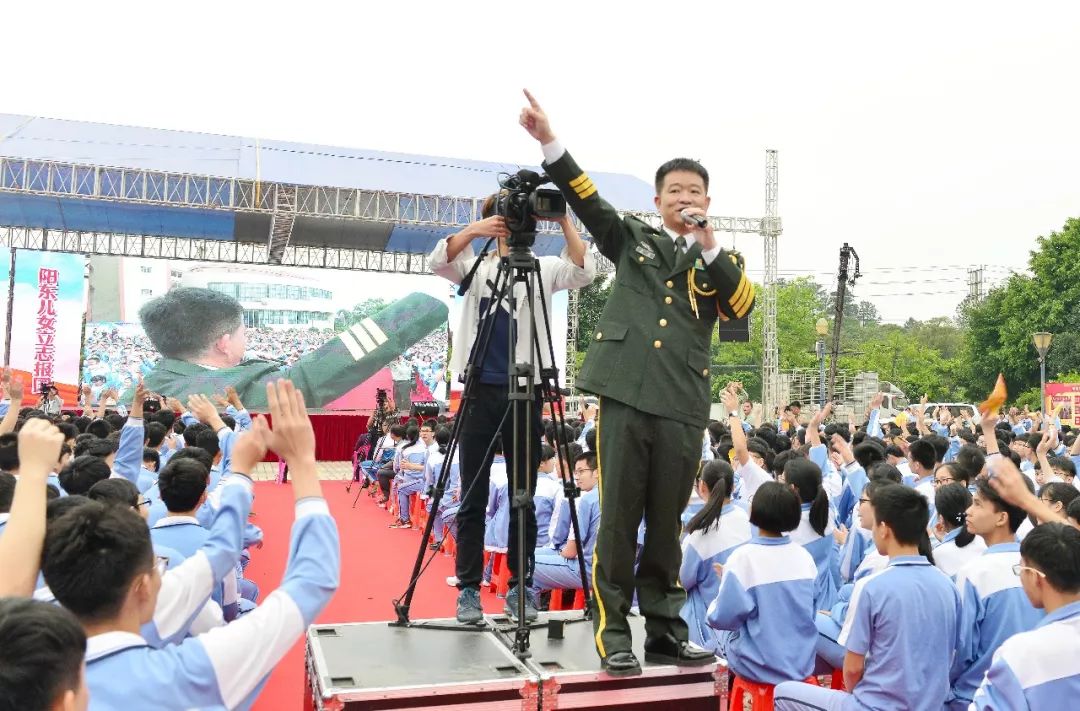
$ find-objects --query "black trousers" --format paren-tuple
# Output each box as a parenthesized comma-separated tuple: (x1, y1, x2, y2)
(455, 383, 542, 589)
(377, 467, 395, 498)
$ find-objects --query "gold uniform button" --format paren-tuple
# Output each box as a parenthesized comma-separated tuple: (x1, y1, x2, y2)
(659, 319, 668, 327)
(653, 340, 662, 349)
(638, 255, 645, 263)
(664, 296, 673, 304)
(596, 332, 602, 340)
(702, 368, 710, 377)
(665, 280, 674, 288)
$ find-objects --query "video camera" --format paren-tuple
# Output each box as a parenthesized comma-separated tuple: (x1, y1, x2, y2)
(495, 169, 566, 249)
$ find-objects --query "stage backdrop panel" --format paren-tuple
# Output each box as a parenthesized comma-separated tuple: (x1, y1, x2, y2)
(1046, 382, 1080, 427)
(82, 256, 453, 412)
(8, 249, 86, 404)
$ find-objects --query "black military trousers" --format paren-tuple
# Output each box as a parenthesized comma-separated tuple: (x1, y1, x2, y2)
(455, 383, 543, 589)
(591, 396, 701, 658)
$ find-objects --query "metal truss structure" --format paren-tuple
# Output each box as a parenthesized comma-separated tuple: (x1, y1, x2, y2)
(0, 151, 781, 411)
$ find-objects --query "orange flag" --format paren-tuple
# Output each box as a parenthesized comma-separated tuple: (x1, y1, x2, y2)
(979, 373, 1007, 419)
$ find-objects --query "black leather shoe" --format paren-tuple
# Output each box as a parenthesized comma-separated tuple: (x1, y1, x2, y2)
(601, 651, 642, 677)
(643, 634, 715, 667)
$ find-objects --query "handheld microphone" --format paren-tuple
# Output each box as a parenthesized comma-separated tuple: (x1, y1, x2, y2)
(680, 209, 708, 228)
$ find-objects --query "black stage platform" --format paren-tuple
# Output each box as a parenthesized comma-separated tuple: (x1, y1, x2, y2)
(305, 611, 729, 710)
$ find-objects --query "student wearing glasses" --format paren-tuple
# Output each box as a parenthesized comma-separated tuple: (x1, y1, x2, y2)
(971, 523, 1080, 709)
(530, 451, 601, 598)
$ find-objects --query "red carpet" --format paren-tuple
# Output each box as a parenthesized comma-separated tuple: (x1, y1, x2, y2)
(247, 481, 504, 710)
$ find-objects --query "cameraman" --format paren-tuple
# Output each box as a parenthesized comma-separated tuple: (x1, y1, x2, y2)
(428, 194, 595, 624)
(39, 386, 63, 416)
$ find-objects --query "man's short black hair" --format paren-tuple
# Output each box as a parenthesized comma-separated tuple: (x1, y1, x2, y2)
(868, 462, 903, 483)
(86, 419, 113, 439)
(0, 597, 86, 711)
(169, 446, 214, 472)
(138, 286, 244, 360)
(924, 435, 949, 464)
(908, 439, 937, 471)
(0, 432, 18, 471)
(58, 455, 113, 496)
(1020, 522, 1080, 593)
(142, 447, 161, 472)
(182, 422, 210, 448)
(975, 476, 1032, 533)
(87, 477, 140, 508)
(72, 415, 91, 433)
(145, 421, 168, 448)
(74, 436, 118, 459)
(195, 429, 221, 459)
(540, 444, 556, 462)
(56, 422, 78, 443)
(220, 414, 236, 431)
(1050, 455, 1077, 479)
(853, 440, 886, 469)
(574, 450, 598, 471)
(871, 483, 929, 545)
(955, 444, 986, 480)
(749, 480, 802, 533)
(1041, 481, 1080, 509)
(159, 458, 210, 512)
(43, 500, 154, 622)
(105, 414, 126, 431)
(0, 471, 16, 513)
(654, 158, 709, 194)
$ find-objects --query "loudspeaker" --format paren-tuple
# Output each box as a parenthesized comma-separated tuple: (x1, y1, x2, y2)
(410, 401, 441, 418)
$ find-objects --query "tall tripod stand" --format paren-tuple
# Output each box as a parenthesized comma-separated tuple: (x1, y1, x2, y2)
(392, 238, 591, 660)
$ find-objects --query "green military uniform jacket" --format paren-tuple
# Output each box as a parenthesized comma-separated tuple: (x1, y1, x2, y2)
(543, 151, 755, 428)
(143, 292, 448, 410)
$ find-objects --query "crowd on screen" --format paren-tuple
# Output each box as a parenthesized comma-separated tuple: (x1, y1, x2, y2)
(3, 363, 1080, 710)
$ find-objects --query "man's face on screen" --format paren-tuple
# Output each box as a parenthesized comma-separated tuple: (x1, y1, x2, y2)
(213, 324, 248, 366)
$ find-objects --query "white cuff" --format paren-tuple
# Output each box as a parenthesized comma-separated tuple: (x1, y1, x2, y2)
(541, 139, 566, 164)
(296, 498, 330, 519)
(700, 244, 721, 265)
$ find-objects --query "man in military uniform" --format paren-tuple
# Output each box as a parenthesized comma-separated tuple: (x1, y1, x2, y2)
(520, 90, 755, 676)
(139, 288, 448, 410)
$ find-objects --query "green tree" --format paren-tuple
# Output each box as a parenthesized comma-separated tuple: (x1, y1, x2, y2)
(575, 275, 614, 351)
(335, 298, 390, 331)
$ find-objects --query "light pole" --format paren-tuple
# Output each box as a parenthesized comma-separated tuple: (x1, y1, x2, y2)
(816, 318, 829, 408)
(1032, 332, 1053, 412)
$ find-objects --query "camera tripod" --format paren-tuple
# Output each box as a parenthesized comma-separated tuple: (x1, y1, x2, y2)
(391, 235, 591, 660)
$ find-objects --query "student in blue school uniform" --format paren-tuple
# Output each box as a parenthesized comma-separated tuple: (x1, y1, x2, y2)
(932, 482, 986, 578)
(971, 522, 1080, 709)
(41, 379, 340, 711)
(530, 451, 601, 613)
(775, 484, 962, 711)
(389, 425, 429, 529)
(814, 479, 893, 671)
(533, 445, 561, 548)
(424, 427, 454, 549)
(139, 447, 160, 493)
(706, 481, 818, 686)
(481, 446, 510, 588)
(679, 459, 752, 654)
(783, 457, 839, 611)
(948, 476, 1043, 710)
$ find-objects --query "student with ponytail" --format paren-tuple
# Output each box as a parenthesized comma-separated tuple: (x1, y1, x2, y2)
(390, 425, 428, 529)
(932, 482, 986, 578)
(679, 460, 752, 654)
(784, 457, 839, 610)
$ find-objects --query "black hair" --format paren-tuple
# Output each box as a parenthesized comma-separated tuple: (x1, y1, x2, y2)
(539, 444, 556, 462)
(707, 421, 726, 446)
(87, 477, 140, 509)
(935, 483, 976, 548)
(1020, 522, 1080, 593)
(194, 429, 221, 459)
(0, 597, 86, 711)
(853, 440, 886, 470)
(1068, 497, 1080, 524)
(182, 422, 210, 447)
(1041, 481, 1080, 509)
(654, 157, 709, 194)
(574, 450, 598, 471)
(139, 286, 244, 359)
(58, 455, 112, 496)
(220, 414, 236, 432)
(871, 484, 930, 546)
(746, 436, 775, 473)
(974, 476, 1032, 533)
(105, 414, 126, 432)
(749, 480, 802, 534)
(74, 436, 118, 459)
(0, 471, 15, 512)
(908, 439, 936, 471)
(72, 415, 91, 433)
(435, 426, 451, 454)
(0, 432, 18, 471)
(923, 435, 949, 464)
(935, 461, 970, 486)
(955, 444, 986, 480)
(46, 495, 91, 522)
(403, 425, 420, 450)
(867, 462, 903, 484)
(1049, 455, 1077, 480)
(42, 500, 155, 622)
(159, 457, 210, 512)
(169, 446, 214, 472)
(145, 421, 168, 448)
(772, 448, 802, 478)
(85, 419, 113, 439)
(685, 460, 735, 535)
(142, 447, 161, 472)
(884, 444, 904, 459)
(783, 458, 829, 537)
(389, 424, 407, 439)
(584, 427, 597, 453)
(155, 409, 177, 429)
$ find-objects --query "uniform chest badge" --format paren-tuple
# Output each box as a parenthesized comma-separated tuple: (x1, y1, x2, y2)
(694, 258, 706, 271)
(635, 243, 656, 260)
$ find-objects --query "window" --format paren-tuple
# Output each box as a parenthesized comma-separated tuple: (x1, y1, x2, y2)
(239, 284, 269, 300)
(207, 282, 239, 298)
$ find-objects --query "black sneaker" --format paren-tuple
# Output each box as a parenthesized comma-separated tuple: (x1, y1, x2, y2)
(504, 586, 539, 623)
(456, 586, 484, 625)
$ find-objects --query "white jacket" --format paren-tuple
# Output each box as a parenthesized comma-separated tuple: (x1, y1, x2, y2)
(428, 238, 596, 385)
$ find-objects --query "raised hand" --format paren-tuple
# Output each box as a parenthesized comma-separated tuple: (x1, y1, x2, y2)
(187, 393, 223, 428)
(225, 385, 243, 410)
(231, 418, 270, 475)
(721, 384, 739, 415)
(7, 375, 24, 403)
(212, 392, 230, 408)
(263, 380, 316, 464)
(519, 89, 556, 144)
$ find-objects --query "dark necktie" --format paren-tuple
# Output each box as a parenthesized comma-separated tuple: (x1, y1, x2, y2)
(675, 235, 687, 253)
